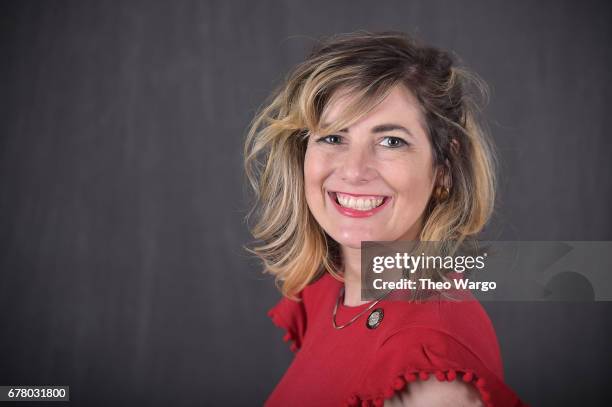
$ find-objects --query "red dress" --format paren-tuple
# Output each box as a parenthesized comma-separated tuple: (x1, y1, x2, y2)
(265, 272, 528, 407)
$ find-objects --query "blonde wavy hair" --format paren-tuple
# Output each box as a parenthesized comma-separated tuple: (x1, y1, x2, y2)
(243, 30, 496, 299)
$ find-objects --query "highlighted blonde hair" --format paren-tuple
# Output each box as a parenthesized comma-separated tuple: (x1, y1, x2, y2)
(243, 30, 496, 299)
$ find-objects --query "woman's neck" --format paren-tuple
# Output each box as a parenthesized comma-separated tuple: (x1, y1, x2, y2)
(340, 246, 370, 307)
(339, 227, 422, 307)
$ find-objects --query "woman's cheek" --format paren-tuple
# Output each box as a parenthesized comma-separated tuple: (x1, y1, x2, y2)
(304, 158, 326, 207)
(304, 152, 329, 185)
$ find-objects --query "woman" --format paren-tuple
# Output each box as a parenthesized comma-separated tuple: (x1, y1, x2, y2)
(243, 31, 527, 407)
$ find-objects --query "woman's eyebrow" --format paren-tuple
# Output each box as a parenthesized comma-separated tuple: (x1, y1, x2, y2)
(322, 123, 415, 137)
(371, 123, 414, 137)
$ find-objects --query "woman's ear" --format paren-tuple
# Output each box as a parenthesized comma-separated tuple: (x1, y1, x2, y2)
(449, 137, 460, 156)
(433, 138, 458, 195)
(443, 159, 452, 190)
(435, 159, 451, 188)
(440, 137, 459, 189)
(434, 164, 445, 186)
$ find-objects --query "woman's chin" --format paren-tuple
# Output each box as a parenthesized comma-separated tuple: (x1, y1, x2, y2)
(338, 240, 363, 250)
(334, 233, 387, 249)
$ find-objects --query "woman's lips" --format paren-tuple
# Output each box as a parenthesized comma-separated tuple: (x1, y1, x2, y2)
(327, 191, 391, 218)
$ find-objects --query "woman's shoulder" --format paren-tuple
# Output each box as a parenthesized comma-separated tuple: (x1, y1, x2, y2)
(379, 295, 503, 375)
(346, 298, 528, 407)
(349, 322, 526, 407)
(267, 291, 307, 353)
(266, 271, 336, 352)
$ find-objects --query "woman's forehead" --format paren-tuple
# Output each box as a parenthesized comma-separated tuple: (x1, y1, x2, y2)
(319, 84, 427, 136)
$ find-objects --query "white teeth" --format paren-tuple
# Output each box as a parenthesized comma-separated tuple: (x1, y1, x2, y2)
(335, 193, 385, 211)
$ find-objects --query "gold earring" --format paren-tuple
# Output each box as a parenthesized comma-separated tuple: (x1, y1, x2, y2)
(434, 184, 450, 201)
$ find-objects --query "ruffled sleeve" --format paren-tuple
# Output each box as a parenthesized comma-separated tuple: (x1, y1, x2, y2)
(344, 327, 528, 407)
(267, 295, 307, 353)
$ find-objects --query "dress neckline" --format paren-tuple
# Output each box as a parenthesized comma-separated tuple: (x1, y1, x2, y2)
(338, 286, 375, 310)
(324, 271, 379, 309)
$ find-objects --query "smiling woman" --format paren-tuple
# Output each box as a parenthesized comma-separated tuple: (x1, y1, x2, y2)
(243, 30, 527, 406)
(304, 85, 439, 287)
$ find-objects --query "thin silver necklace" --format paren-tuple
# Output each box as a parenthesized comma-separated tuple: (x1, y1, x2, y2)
(332, 285, 393, 329)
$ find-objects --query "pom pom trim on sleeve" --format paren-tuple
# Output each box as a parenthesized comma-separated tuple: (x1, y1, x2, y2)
(343, 368, 497, 407)
(267, 309, 300, 353)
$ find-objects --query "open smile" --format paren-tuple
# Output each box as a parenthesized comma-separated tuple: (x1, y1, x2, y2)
(327, 191, 392, 218)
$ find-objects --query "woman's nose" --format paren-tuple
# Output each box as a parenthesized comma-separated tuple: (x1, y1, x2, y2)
(339, 145, 377, 184)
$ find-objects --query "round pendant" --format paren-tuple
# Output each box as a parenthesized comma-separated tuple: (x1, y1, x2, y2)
(366, 308, 384, 329)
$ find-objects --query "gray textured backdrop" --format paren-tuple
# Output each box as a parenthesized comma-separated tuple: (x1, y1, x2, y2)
(1, 1, 611, 406)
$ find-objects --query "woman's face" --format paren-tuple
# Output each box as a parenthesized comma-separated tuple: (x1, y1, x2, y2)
(304, 84, 438, 249)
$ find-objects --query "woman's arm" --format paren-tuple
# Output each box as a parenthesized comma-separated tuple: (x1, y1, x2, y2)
(384, 375, 484, 407)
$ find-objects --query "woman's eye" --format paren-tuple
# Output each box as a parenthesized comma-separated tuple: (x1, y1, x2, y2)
(316, 135, 343, 144)
(315, 135, 408, 147)
(379, 136, 408, 148)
